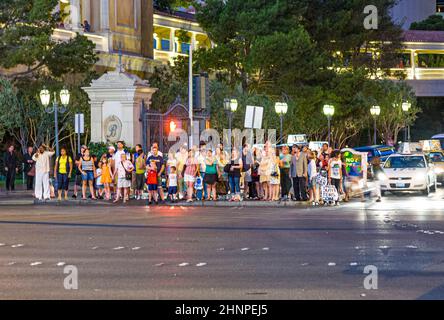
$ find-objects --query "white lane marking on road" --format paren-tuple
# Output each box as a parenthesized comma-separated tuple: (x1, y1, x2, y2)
(154, 263, 165, 267)
(241, 248, 249, 251)
(328, 262, 336, 266)
(178, 262, 189, 267)
(131, 247, 141, 251)
(217, 248, 224, 251)
(301, 263, 309, 266)
(350, 262, 358, 266)
(262, 247, 270, 251)
(30, 262, 42, 266)
(379, 246, 390, 249)
(196, 262, 207, 267)
(355, 246, 361, 250)
(11, 244, 24, 248)
(406, 245, 418, 249)
(6, 262, 16, 266)
(56, 262, 66, 267)
(113, 246, 125, 250)
(91, 246, 99, 250)
(0, 243, 5, 247)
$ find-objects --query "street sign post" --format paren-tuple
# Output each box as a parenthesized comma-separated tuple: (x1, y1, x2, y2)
(244, 106, 264, 129)
(75, 113, 84, 154)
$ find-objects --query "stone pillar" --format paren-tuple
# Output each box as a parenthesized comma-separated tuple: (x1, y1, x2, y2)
(190, 32, 197, 51)
(411, 50, 417, 80)
(175, 36, 180, 53)
(90, 101, 104, 142)
(170, 28, 176, 52)
(100, 0, 109, 30)
(82, 69, 157, 147)
(70, 0, 81, 30)
(82, 0, 91, 27)
(153, 33, 160, 49)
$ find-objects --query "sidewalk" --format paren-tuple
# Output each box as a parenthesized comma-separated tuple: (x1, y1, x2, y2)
(0, 189, 35, 206)
(0, 191, 311, 207)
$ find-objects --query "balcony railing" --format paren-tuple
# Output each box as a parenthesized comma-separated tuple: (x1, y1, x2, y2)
(52, 28, 109, 53)
(391, 67, 444, 80)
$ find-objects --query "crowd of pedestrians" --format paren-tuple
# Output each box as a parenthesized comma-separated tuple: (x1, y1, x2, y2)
(2, 140, 382, 205)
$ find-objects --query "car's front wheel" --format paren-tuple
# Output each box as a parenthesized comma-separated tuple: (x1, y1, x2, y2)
(431, 180, 437, 193)
(422, 184, 430, 196)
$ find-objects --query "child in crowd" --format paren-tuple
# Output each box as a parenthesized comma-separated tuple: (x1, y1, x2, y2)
(99, 155, 113, 200)
(194, 173, 204, 201)
(167, 166, 178, 203)
(146, 160, 158, 205)
(95, 165, 104, 199)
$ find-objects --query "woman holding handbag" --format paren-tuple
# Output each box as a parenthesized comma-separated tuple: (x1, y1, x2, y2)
(114, 153, 134, 204)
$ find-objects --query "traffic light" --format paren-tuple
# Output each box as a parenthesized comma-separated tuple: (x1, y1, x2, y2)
(192, 73, 210, 110)
(169, 120, 177, 133)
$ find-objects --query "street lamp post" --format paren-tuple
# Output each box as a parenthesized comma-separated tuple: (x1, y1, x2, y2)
(370, 105, 381, 145)
(224, 98, 238, 147)
(274, 102, 288, 144)
(39, 88, 70, 157)
(323, 104, 335, 147)
(402, 101, 411, 142)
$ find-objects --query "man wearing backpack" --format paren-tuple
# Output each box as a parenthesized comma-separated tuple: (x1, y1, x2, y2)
(54, 147, 73, 201)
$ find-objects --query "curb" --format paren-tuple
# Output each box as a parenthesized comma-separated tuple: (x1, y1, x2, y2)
(0, 199, 311, 208)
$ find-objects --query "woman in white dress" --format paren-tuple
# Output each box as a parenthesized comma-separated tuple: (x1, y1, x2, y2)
(114, 153, 134, 204)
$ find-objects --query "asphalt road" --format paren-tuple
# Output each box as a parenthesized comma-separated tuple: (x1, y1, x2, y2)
(1, 189, 444, 300)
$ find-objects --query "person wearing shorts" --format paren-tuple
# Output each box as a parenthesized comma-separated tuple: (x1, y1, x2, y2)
(183, 150, 198, 202)
(79, 148, 97, 200)
(146, 160, 158, 205)
(147, 144, 165, 203)
(167, 166, 178, 203)
(133, 145, 146, 200)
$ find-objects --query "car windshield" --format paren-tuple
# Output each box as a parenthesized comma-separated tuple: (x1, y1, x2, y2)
(429, 152, 444, 162)
(384, 156, 426, 169)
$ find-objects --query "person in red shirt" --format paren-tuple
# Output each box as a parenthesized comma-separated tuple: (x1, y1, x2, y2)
(146, 161, 158, 205)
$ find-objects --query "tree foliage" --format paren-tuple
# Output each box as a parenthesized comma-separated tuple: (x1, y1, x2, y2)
(410, 15, 444, 31)
(189, 0, 416, 147)
(0, 0, 98, 154)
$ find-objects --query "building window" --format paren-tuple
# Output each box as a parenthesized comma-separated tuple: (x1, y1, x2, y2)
(418, 53, 444, 68)
(181, 43, 190, 54)
(438, 0, 444, 12)
(395, 53, 411, 68)
(161, 39, 170, 51)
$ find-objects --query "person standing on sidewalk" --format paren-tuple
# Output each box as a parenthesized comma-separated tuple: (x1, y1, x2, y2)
(23, 146, 35, 191)
(114, 153, 134, 204)
(290, 145, 308, 201)
(32, 144, 55, 201)
(133, 144, 146, 200)
(228, 149, 243, 202)
(279, 146, 292, 200)
(204, 149, 218, 201)
(3, 145, 18, 192)
(147, 143, 166, 204)
(73, 145, 86, 199)
(371, 156, 383, 203)
(308, 151, 319, 206)
(79, 148, 97, 200)
(183, 149, 199, 203)
(54, 147, 73, 201)
(328, 150, 343, 206)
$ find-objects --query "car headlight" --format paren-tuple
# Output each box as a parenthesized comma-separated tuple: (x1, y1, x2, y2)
(415, 172, 426, 181)
(377, 172, 387, 181)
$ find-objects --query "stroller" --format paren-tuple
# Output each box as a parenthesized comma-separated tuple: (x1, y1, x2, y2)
(317, 169, 339, 206)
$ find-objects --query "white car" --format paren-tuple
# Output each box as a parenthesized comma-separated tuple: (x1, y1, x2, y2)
(379, 153, 437, 196)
